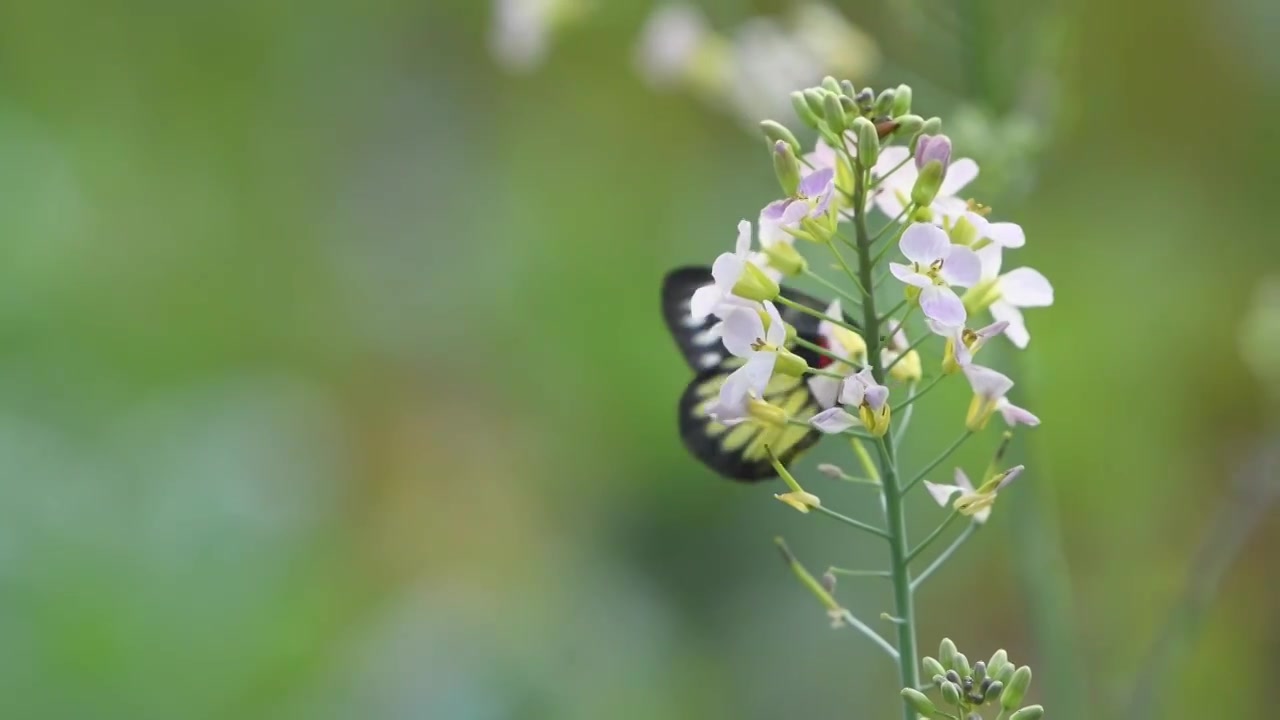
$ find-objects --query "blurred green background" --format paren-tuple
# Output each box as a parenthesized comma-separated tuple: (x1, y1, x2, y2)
(1, 0, 1278, 718)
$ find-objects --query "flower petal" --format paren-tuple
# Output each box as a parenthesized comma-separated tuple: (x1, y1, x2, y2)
(810, 407, 858, 434)
(996, 464, 1026, 490)
(999, 267, 1054, 308)
(863, 382, 889, 410)
(763, 300, 787, 346)
(976, 243, 1003, 282)
(924, 481, 962, 508)
(963, 363, 1014, 399)
(690, 285, 722, 320)
(986, 221, 1025, 248)
(741, 351, 777, 394)
(799, 167, 834, 198)
(873, 146, 911, 178)
(997, 399, 1041, 427)
(711, 252, 745, 293)
(900, 223, 950, 263)
(926, 317, 963, 337)
(807, 375, 841, 409)
(990, 301, 1030, 349)
(890, 263, 931, 288)
(709, 364, 752, 422)
(941, 245, 982, 287)
(838, 373, 866, 407)
(721, 308, 764, 358)
(758, 201, 791, 247)
(735, 219, 752, 256)
(954, 467, 975, 492)
(939, 157, 978, 196)
(919, 285, 967, 326)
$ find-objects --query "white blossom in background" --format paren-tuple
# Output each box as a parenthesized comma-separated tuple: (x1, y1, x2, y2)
(490, 0, 587, 72)
(634, 3, 711, 87)
(690, 220, 761, 321)
(1239, 275, 1280, 398)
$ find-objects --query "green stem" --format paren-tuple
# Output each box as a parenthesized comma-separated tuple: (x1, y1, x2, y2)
(827, 242, 869, 299)
(911, 523, 978, 592)
(906, 509, 961, 563)
(827, 567, 892, 578)
(812, 505, 891, 540)
(878, 299, 909, 325)
(903, 431, 974, 493)
(776, 295, 862, 335)
(851, 157, 919, 719)
(870, 206, 910, 245)
(892, 375, 946, 413)
(804, 366, 848, 380)
(793, 337, 852, 367)
(885, 330, 932, 375)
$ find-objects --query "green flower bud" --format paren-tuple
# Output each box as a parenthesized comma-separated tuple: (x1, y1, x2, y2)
(732, 262, 780, 302)
(1010, 706, 1044, 720)
(874, 88, 896, 117)
(940, 681, 962, 706)
(996, 662, 1016, 685)
(922, 656, 947, 680)
(791, 91, 821, 129)
(1000, 666, 1033, 711)
(763, 240, 806, 276)
(972, 661, 987, 683)
(892, 84, 913, 116)
(853, 116, 879, 167)
(894, 114, 924, 140)
(772, 140, 801, 197)
(821, 76, 842, 95)
(840, 79, 856, 98)
(939, 639, 958, 670)
(921, 116, 943, 136)
(803, 89, 828, 119)
(932, 674, 946, 688)
(984, 681, 1004, 704)
(953, 653, 971, 679)
(760, 120, 801, 155)
(901, 689, 937, 717)
(945, 670, 961, 686)
(986, 649, 1009, 680)
(854, 88, 874, 109)
(823, 92, 847, 134)
(911, 160, 944, 207)
(839, 95, 858, 116)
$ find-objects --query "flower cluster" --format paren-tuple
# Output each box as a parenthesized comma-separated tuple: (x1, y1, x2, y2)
(670, 76, 1055, 720)
(903, 638, 1044, 720)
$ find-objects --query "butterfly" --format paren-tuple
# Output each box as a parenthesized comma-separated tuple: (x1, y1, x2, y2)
(661, 267, 860, 481)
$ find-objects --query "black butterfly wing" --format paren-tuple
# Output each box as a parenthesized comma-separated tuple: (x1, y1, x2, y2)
(661, 266, 858, 481)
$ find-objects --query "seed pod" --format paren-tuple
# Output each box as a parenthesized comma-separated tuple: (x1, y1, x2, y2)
(823, 92, 847, 134)
(891, 84, 913, 116)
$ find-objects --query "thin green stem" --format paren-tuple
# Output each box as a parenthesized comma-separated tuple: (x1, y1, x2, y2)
(850, 438, 880, 482)
(885, 331, 932, 375)
(851, 157, 919, 719)
(911, 522, 978, 592)
(776, 295, 862, 336)
(903, 431, 974, 493)
(871, 206, 910, 245)
(793, 337, 852, 366)
(802, 267, 863, 307)
(804, 366, 848, 380)
(868, 154, 913, 190)
(878, 299, 909, 325)
(907, 509, 962, 563)
(812, 505, 891, 540)
(892, 375, 946, 413)
(827, 567, 892, 579)
(872, 209, 914, 266)
(891, 381, 919, 451)
(827, 242, 869, 299)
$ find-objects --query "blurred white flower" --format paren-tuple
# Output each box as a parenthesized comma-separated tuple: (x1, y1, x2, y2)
(634, 3, 710, 87)
(490, 0, 586, 71)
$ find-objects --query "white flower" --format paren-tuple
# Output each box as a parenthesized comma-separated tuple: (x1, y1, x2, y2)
(871, 146, 979, 224)
(962, 364, 1039, 431)
(809, 367, 890, 436)
(972, 244, 1054, 348)
(634, 3, 709, 87)
(927, 318, 1009, 372)
(925, 466, 1024, 523)
(805, 299, 866, 408)
(690, 220, 763, 320)
(954, 211, 1025, 249)
(889, 223, 982, 326)
(707, 301, 788, 424)
(490, 0, 583, 71)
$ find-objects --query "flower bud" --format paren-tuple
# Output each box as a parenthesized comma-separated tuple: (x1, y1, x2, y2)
(774, 347, 809, 377)
(816, 463, 845, 479)
(987, 649, 1009, 677)
(995, 662, 1015, 685)
(911, 159, 945, 208)
(939, 638, 958, 670)
(945, 670, 961, 685)
(922, 656, 947, 680)
(949, 214, 980, 246)
(859, 403, 891, 437)
(921, 116, 943, 136)
(932, 674, 946, 688)
(1000, 666, 1033, 711)
(894, 114, 924, 139)
(854, 88, 874, 110)
(853, 116, 879, 168)
(763, 240, 806, 276)
(839, 95, 858, 116)
(874, 88, 896, 117)
(972, 661, 987, 683)
(892, 84, 913, 116)
(732, 262, 780, 302)
(840, 79, 856, 98)
(953, 653, 971, 679)
(1010, 706, 1044, 720)
(791, 91, 821, 129)
(901, 689, 937, 716)
(772, 140, 802, 197)
(803, 89, 828, 118)
(940, 681, 962, 706)
(823, 92, 847, 134)
(820, 569, 837, 595)
(760, 120, 801, 155)
(983, 680, 1004, 704)
(774, 489, 820, 513)
(914, 134, 952, 174)
(821, 75, 842, 95)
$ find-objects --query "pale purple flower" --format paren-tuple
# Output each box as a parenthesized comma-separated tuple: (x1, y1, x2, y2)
(871, 146, 978, 223)
(927, 318, 1009, 369)
(963, 363, 1038, 430)
(890, 223, 982, 326)
(956, 211, 1025, 248)
(974, 244, 1054, 348)
(761, 167, 836, 236)
(690, 220, 759, 320)
(707, 301, 787, 424)
(809, 406, 858, 434)
(808, 367, 888, 435)
(997, 397, 1041, 427)
(925, 466, 1024, 523)
(914, 134, 952, 173)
